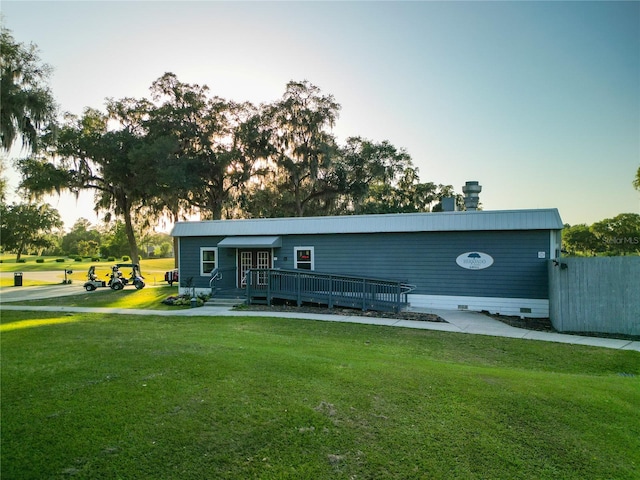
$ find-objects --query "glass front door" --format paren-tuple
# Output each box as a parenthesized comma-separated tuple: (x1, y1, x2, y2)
(238, 250, 271, 287)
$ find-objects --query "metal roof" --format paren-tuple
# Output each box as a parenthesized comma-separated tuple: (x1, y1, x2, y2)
(216, 236, 282, 248)
(171, 209, 563, 237)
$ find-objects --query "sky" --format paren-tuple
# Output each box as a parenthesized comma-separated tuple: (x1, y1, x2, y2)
(3, 0, 639, 231)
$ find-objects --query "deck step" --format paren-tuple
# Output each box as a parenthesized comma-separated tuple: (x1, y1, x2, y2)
(205, 297, 245, 307)
(248, 298, 269, 305)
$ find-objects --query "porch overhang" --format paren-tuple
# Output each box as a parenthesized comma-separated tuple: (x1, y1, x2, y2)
(217, 236, 282, 248)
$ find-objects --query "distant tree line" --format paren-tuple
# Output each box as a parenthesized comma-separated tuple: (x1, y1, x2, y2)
(0, 213, 173, 262)
(562, 213, 640, 256)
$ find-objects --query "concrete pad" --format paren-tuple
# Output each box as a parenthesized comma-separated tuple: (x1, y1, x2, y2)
(389, 319, 459, 332)
(563, 336, 640, 351)
(621, 341, 640, 352)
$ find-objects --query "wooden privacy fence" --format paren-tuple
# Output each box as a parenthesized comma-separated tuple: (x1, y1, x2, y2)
(548, 257, 639, 336)
(245, 268, 415, 313)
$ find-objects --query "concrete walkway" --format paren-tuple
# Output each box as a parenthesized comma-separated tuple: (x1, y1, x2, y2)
(1, 285, 639, 352)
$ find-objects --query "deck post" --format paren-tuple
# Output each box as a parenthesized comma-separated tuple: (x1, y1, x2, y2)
(246, 270, 251, 304)
(296, 271, 302, 306)
(266, 269, 271, 305)
(328, 275, 333, 309)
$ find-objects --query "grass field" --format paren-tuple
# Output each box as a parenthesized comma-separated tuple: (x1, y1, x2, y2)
(0, 255, 176, 287)
(3, 285, 183, 309)
(2, 308, 639, 479)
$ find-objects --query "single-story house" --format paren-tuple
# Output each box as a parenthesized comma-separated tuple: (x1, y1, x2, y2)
(170, 208, 563, 317)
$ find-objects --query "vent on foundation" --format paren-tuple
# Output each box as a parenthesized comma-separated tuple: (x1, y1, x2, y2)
(458, 305, 469, 310)
(520, 307, 532, 314)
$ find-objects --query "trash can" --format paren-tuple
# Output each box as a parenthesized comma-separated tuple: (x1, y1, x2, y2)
(14, 272, 23, 287)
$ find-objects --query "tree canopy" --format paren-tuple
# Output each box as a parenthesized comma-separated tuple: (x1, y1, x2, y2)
(0, 25, 56, 152)
(18, 72, 463, 260)
(562, 213, 640, 256)
(0, 202, 62, 261)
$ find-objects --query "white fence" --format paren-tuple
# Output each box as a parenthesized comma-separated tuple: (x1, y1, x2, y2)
(548, 257, 639, 336)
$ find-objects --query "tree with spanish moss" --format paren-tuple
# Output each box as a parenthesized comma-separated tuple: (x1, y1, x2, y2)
(19, 105, 151, 264)
(262, 80, 341, 217)
(0, 25, 56, 152)
(144, 73, 270, 221)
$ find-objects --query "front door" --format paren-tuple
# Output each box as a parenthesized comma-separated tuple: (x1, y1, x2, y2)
(238, 249, 271, 287)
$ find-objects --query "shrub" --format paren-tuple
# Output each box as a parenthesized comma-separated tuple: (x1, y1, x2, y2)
(122, 256, 130, 262)
(91, 257, 100, 262)
(36, 258, 45, 263)
(107, 257, 115, 262)
(161, 293, 210, 307)
(17, 259, 26, 263)
(56, 258, 65, 263)
(74, 257, 83, 262)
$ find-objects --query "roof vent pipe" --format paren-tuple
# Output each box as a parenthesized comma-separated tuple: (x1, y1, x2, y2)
(462, 181, 481, 211)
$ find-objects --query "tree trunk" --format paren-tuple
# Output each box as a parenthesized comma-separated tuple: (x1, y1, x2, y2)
(122, 201, 139, 265)
(293, 177, 304, 217)
(208, 187, 223, 220)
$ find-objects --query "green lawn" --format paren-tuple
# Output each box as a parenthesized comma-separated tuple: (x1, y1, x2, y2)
(2, 310, 639, 479)
(0, 255, 176, 287)
(5, 285, 184, 310)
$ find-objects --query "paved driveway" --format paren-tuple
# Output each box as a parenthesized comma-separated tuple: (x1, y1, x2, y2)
(0, 283, 87, 303)
(0, 270, 72, 284)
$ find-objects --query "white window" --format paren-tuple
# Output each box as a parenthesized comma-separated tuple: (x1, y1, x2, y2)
(200, 247, 217, 275)
(294, 246, 314, 270)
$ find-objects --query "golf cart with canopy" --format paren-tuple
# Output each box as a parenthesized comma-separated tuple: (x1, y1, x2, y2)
(108, 263, 145, 290)
(83, 265, 107, 291)
(83, 263, 145, 291)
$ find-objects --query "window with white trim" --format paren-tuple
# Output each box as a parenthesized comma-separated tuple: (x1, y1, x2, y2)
(200, 247, 217, 275)
(294, 246, 314, 270)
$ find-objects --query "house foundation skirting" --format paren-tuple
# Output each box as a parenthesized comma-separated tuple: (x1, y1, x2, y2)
(408, 294, 549, 318)
(179, 289, 549, 318)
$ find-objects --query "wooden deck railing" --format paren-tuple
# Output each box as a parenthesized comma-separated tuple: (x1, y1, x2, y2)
(245, 269, 415, 313)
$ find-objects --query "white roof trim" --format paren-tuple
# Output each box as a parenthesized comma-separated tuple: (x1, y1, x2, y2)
(171, 209, 563, 238)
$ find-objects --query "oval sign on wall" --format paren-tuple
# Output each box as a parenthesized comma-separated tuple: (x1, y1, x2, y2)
(456, 252, 494, 270)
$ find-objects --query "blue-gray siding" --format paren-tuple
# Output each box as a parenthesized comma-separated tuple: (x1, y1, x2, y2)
(179, 230, 551, 299)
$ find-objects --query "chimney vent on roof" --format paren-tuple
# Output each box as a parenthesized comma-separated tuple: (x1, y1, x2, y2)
(462, 181, 482, 211)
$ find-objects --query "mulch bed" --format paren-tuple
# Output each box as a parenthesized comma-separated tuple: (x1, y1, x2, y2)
(485, 313, 555, 332)
(237, 303, 445, 323)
